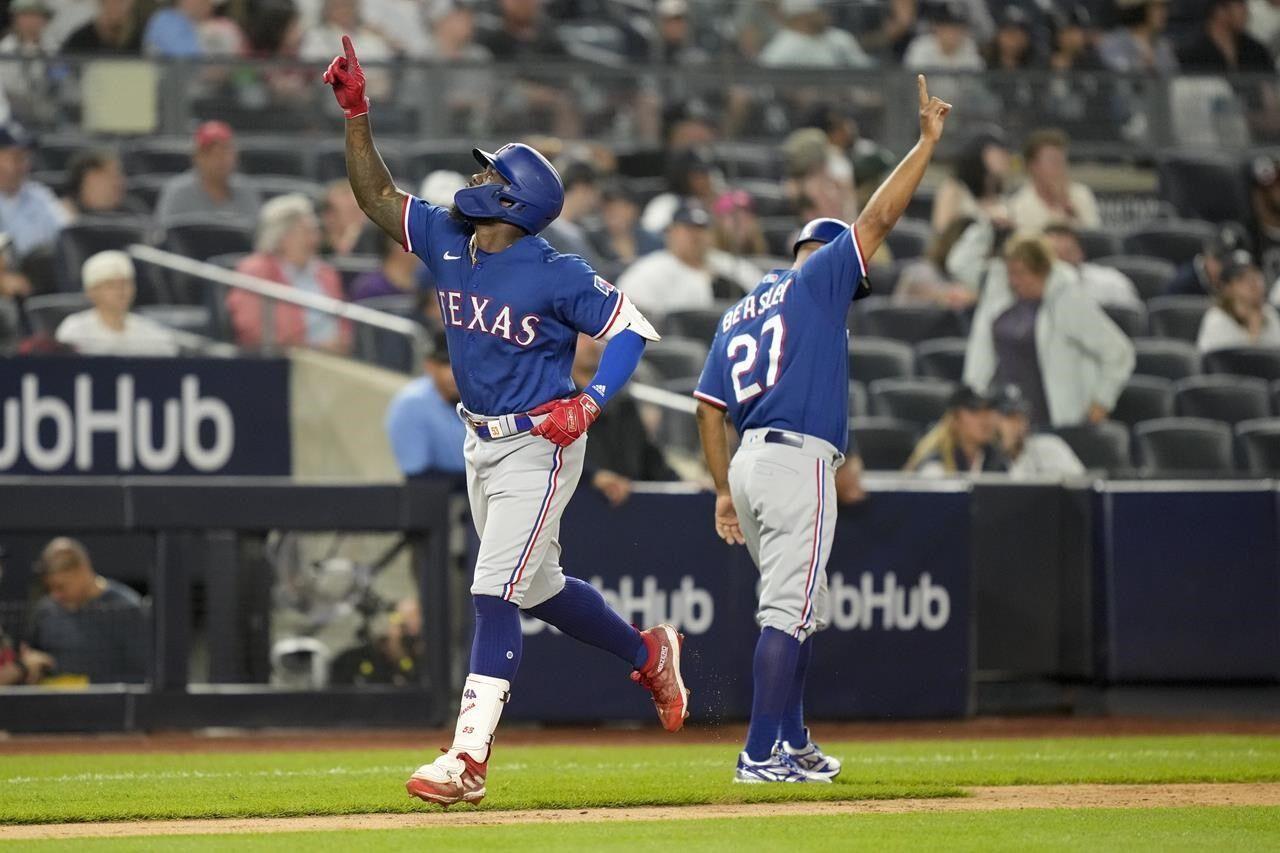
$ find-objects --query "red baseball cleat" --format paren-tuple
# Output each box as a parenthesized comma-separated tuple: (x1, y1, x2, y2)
(405, 747, 488, 807)
(631, 624, 690, 732)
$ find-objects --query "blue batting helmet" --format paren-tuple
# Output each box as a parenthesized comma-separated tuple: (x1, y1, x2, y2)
(454, 144, 564, 235)
(792, 217, 848, 257)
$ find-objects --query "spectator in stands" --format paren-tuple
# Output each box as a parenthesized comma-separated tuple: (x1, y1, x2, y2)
(155, 121, 261, 225)
(1179, 0, 1275, 71)
(1098, 0, 1178, 73)
(542, 161, 602, 267)
(800, 102, 858, 192)
(1248, 0, 1280, 59)
(590, 183, 661, 282)
(1199, 251, 1280, 352)
(477, 0, 566, 59)
(572, 335, 677, 506)
(1167, 224, 1251, 296)
(758, 0, 873, 68)
(931, 126, 1010, 233)
(61, 0, 141, 54)
(1252, 154, 1280, 271)
(0, 546, 57, 686)
(318, 179, 371, 257)
(28, 537, 147, 684)
(984, 4, 1036, 70)
(357, 0, 430, 58)
(992, 384, 1085, 479)
(1043, 224, 1142, 308)
(385, 327, 465, 476)
(55, 251, 179, 355)
(0, 0, 56, 124)
(964, 235, 1134, 428)
(656, 0, 709, 66)
(230, 193, 351, 353)
(1, 0, 56, 55)
(1007, 129, 1100, 233)
(0, 122, 68, 262)
(244, 0, 310, 103)
(641, 146, 719, 233)
(351, 234, 420, 302)
(143, 0, 215, 57)
(301, 0, 393, 100)
(61, 149, 145, 218)
(904, 1, 983, 72)
(619, 201, 752, 322)
(423, 0, 488, 58)
(46, 1, 96, 49)
(894, 216, 979, 309)
(1049, 4, 1105, 71)
(904, 385, 1002, 476)
(711, 189, 767, 258)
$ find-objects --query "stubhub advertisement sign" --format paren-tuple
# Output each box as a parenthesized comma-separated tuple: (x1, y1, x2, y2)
(508, 486, 972, 722)
(0, 357, 290, 476)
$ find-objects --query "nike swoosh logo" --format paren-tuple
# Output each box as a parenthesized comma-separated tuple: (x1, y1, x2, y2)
(443, 251, 462, 260)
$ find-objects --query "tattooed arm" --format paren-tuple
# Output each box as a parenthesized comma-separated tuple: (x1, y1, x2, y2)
(345, 115, 408, 242)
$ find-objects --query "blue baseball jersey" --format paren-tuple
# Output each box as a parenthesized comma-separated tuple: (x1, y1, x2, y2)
(402, 196, 626, 415)
(694, 224, 867, 451)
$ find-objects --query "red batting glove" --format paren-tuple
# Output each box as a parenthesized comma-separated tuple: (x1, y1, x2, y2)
(530, 393, 601, 448)
(322, 35, 369, 120)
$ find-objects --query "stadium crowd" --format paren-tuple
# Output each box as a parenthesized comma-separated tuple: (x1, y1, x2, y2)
(0, 0, 1279, 482)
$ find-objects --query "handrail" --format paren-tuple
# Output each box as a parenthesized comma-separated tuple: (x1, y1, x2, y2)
(128, 244, 430, 361)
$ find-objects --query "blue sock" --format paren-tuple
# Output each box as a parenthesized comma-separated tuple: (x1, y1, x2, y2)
(526, 577, 648, 669)
(470, 595, 522, 681)
(744, 627, 801, 762)
(778, 637, 812, 747)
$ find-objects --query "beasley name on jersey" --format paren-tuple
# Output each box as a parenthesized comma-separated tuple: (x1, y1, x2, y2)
(693, 223, 867, 452)
(402, 196, 626, 416)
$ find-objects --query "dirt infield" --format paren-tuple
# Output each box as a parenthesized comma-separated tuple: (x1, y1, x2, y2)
(5, 716, 1280, 756)
(2, 784, 1277, 840)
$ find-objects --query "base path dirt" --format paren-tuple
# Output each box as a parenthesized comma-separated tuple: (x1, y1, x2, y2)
(3, 784, 1279, 841)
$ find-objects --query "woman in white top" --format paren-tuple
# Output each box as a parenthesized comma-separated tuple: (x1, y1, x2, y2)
(1198, 253, 1280, 353)
(55, 251, 179, 357)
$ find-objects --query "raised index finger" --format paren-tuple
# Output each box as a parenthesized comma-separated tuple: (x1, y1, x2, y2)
(917, 74, 928, 110)
(342, 34, 356, 61)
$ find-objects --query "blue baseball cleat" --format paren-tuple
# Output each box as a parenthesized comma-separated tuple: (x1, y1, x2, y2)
(733, 750, 832, 784)
(775, 729, 842, 780)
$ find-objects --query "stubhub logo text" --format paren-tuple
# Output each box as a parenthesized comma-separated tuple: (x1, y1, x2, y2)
(522, 575, 714, 636)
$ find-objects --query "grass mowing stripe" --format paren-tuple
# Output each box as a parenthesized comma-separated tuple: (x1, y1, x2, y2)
(3, 807, 1279, 852)
(2, 735, 1278, 824)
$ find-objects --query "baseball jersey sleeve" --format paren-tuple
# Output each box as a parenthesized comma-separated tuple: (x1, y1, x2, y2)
(553, 257, 627, 340)
(800, 223, 869, 312)
(693, 329, 729, 410)
(400, 195, 453, 273)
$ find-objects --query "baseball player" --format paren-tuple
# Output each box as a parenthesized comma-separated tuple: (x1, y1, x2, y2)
(695, 76, 951, 783)
(324, 37, 689, 807)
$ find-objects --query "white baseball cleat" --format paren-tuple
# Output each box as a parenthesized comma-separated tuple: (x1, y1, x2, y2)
(733, 750, 832, 784)
(405, 747, 488, 807)
(776, 730, 842, 780)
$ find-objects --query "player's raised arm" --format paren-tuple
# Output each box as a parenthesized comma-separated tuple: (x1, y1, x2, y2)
(854, 75, 951, 260)
(323, 35, 408, 242)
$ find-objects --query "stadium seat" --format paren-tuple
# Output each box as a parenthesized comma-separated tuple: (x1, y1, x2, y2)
(328, 255, 381, 294)
(1050, 422, 1132, 475)
(128, 173, 171, 212)
(53, 218, 155, 296)
(1102, 303, 1148, 338)
(867, 378, 956, 427)
(1173, 375, 1271, 425)
(1133, 417, 1235, 477)
(237, 141, 309, 177)
(1147, 295, 1209, 342)
(735, 180, 792, 217)
(255, 176, 323, 202)
(883, 218, 932, 260)
(859, 303, 967, 345)
(1235, 418, 1280, 475)
(1111, 376, 1175, 427)
(848, 380, 868, 418)
(711, 142, 782, 181)
(315, 140, 404, 183)
(658, 377, 702, 457)
(640, 337, 708, 380)
(848, 336, 914, 383)
(1076, 229, 1123, 261)
(353, 295, 417, 373)
(1132, 339, 1201, 381)
(158, 217, 255, 305)
(761, 216, 798, 258)
(1122, 220, 1217, 266)
(1091, 255, 1178, 302)
(849, 417, 919, 471)
(124, 137, 191, 176)
(30, 170, 66, 195)
(201, 252, 249, 340)
(34, 133, 99, 172)
(1156, 151, 1252, 226)
(914, 337, 968, 382)
(135, 304, 211, 336)
(23, 293, 90, 334)
(1202, 347, 1280, 382)
(664, 306, 729, 343)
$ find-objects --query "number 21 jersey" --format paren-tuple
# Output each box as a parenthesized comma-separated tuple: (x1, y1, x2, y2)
(693, 224, 867, 452)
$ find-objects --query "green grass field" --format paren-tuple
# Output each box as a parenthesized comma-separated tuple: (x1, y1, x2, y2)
(2, 735, 1279, 850)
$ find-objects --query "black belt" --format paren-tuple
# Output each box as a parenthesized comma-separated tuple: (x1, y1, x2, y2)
(764, 430, 805, 449)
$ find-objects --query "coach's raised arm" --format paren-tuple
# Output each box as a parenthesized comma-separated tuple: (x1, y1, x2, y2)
(854, 75, 952, 261)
